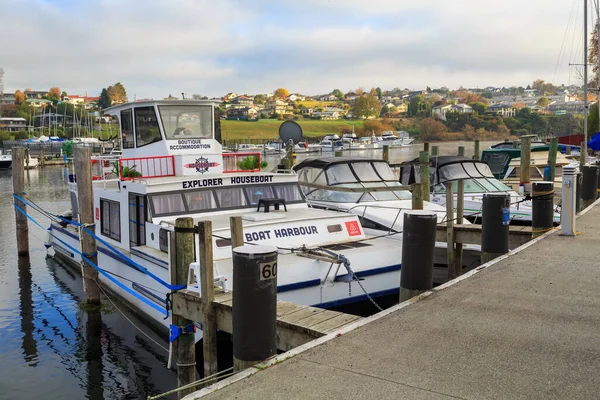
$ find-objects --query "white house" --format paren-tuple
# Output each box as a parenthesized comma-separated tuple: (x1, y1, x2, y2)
(432, 103, 473, 120)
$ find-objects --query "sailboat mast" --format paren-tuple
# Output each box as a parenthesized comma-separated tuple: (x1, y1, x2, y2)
(583, 0, 589, 167)
(597, 0, 600, 127)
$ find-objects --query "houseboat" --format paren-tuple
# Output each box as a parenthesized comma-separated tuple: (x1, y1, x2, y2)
(46, 100, 409, 344)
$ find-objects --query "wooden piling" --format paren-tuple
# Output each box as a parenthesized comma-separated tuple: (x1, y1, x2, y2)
(39, 147, 45, 168)
(474, 139, 480, 160)
(548, 137, 558, 182)
(12, 147, 29, 256)
(334, 150, 343, 157)
(382, 145, 389, 162)
(423, 142, 429, 152)
(454, 146, 465, 277)
(431, 146, 439, 156)
(230, 216, 244, 248)
(412, 183, 423, 210)
(25, 147, 30, 168)
(174, 217, 197, 398)
(444, 182, 456, 280)
(74, 147, 100, 305)
(419, 151, 430, 202)
(198, 221, 218, 382)
(520, 135, 534, 195)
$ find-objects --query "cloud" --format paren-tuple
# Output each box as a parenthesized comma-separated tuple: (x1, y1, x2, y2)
(0, 0, 583, 98)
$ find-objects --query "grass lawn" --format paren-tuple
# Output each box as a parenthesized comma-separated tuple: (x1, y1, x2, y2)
(221, 119, 364, 140)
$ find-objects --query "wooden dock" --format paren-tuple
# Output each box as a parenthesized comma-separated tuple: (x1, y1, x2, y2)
(435, 223, 532, 248)
(173, 289, 362, 351)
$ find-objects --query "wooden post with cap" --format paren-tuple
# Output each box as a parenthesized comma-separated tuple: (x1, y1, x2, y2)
(12, 147, 29, 256)
(174, 217, 197, 398)
(74, 146, 100, 304)
(452, 146, 465, 278)
(198, 220, 218, 384)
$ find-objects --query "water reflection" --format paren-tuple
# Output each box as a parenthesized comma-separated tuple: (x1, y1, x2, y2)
(18, 256, 38, 366)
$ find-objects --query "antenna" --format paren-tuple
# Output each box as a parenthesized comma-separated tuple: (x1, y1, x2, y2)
(278, 120, 303, 144)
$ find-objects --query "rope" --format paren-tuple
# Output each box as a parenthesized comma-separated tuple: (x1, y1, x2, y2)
(147, 368, 235, 400)
(96, 279, 169, 353)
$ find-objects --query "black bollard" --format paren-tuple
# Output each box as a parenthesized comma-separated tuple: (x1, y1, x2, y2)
(532, 181, 555, 237)
(399, 210, 437, 302)
(581, 165, 599, 207)
(232, 245, 278, 371)
(481, 193, 510, 263)
(576, 172, 583, 213)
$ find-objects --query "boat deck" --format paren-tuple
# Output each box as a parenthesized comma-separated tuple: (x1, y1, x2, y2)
(187, 200, 600, 400)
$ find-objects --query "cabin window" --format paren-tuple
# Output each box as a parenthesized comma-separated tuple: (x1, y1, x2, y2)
(159, 105, 213, 139)
(159, 229, 169, 253)
(100, 199, 121, 241)
(352, 162, 380, 182)
(121, 109, 134, 149)
(327, 164, 355, 185)
(483, 153, 510, 176)
(274, 184, 304, 202)
(374, 162, 397, 181)
(245, 186, 276, 205)
(135, 106, 162, 147)
(184, 190, 217, 212)
(152, 193, 185, 215)
(214, 187, 247, 208)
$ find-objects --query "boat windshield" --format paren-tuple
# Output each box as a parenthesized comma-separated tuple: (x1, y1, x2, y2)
(149, 182, 304, 217)
(158, 104, 213, 140)
(434, 178, 512, 193)
(299, 161, 412, 203)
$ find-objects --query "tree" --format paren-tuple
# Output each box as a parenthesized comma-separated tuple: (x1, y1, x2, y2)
(107, 82, 127, 104)
(46, 87, 61, 102)
(61, 91, 68, 100)
(470, 102, 488, 114)
(351, 89, 381, 118)
(14, 90, 25, 104)
(375, 87, 382, 100)
(98, 88, 111, 109)
(254, 94, 266, 104)
(419, 118, 447, 141)
(536, 97, 550, 108)
(481, 91, 493, 99)
(273, 88, 289, 99)
(332, 89, 344, 100)
(355, 87, 364, 96)
(191, 94, 208, 100)
(590, 25, 599, 88)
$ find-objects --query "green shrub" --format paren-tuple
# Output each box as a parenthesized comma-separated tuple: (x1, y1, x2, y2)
(14, 131, 28, 140)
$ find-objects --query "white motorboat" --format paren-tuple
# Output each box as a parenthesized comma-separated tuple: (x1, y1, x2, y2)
(293, 156, 482, 281)
(46, 100, 411, 345)
(398, 156, 561, 224)
(294, 141, 321, 153)
(0, 149, 12, 169)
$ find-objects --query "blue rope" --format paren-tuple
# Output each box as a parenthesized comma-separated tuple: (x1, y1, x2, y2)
(13, 203, 168, 316)
(13, 193, 185, 291)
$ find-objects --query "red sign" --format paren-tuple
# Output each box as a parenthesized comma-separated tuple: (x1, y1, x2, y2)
(95, 207, 99, 220)
(345, 221, 362, 236)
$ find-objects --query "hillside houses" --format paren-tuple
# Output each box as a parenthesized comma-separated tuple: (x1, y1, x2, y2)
(432, 103, 473, 120)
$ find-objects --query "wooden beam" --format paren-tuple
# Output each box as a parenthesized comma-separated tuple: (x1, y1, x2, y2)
(435, 224, 532, 249)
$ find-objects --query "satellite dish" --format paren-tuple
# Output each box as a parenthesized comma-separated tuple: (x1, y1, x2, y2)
(279, 121, 303, 145)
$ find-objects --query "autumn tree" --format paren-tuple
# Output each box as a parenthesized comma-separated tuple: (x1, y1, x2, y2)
(355, 87, 364, 96)
(419, 118, 448, 141)
(107, 82, 127, 104)
(46, 87, 61, 102)
(273, 88, 289, 99)
(14, 90, 25, 104)
(351, 89, 381, 118)
(254, 94, 266, 104)
(98, 88, 111, 109)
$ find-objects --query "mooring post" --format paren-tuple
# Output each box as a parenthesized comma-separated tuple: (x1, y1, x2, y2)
(474, 139, 480, 160)
(444, 182, 456, 279)
(39, 147, 45, 168)
(423, 142, 429, 153)
(74, 147, 100, 305)
(419, 151, 430, 202)
(520, 135, 534, 195)
(233, 245, 278, 372)
(174, 217, 196, 398)
(431, 145, 439, 156)
(576, 171, 583, 213)
(399, 211, 437, 302)
(581, 165, 599, 208)
(561, 165, 577, 236)
(382, 145, 389, 162)
(230, 216, 244, 248)
(481, 193, 510, 263)
(532, 181, 555, 238)
(25, 147, 30, 168)
(566, 145, 572, 155)
(412, 183, 423, 210)
(334, 149, 343, 157)
(548, 137, 558, 182)
(197, 220, 218, 382)
(12, 147, 29, 256)
(454, 146, 465, 277)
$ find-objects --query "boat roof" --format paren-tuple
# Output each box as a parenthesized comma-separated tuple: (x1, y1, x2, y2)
(399, 155, 494, 185)
(293, 157, 387, 171)
(102, 99, 220, 114)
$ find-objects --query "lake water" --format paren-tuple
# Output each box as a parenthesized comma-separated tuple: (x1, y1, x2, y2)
(0, 140, 495, 399)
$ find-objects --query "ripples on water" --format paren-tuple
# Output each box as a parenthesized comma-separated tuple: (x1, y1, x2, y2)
(0, 167, 176, 400)
(0, 141, 493, 399)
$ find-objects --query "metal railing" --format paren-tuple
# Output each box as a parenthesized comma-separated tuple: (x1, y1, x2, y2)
(119, 155, 176, 180)
(223, 152, 262, 173)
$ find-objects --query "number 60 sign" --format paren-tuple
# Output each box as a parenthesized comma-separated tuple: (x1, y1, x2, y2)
(259, 262, 278, 281)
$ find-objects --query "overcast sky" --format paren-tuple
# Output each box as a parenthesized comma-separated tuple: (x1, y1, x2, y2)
(0, 0, 591, 98)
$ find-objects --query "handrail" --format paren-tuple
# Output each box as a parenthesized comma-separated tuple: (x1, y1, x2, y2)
(299, 181, 414, 192)
(119, 155, 175, 180)
(223, 152, 262, 173)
